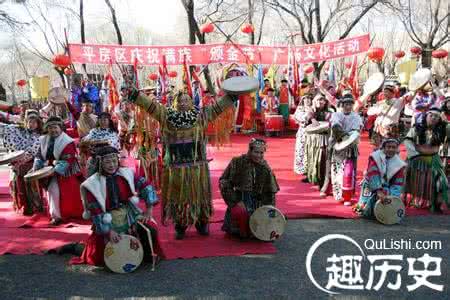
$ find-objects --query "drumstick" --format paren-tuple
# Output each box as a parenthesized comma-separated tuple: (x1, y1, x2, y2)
(137, 221, 158, 271)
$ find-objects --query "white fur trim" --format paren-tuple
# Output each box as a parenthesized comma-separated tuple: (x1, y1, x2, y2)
(103, 213, 112, 224)
(130, 196, 139, 205)
(80, 167, 137, 214)
(370, 150, 406, 183)
(82, 210, 91, 220)
(40, 132, 74, 161)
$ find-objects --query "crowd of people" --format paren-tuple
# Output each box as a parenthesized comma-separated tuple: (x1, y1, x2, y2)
(0, 65, 448, 269)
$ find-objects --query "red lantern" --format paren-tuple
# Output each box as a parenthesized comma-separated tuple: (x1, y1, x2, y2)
(195, 65, 201, 72)
(52, 54, 71, 68)
(148, 73, 158, 81)
(432, 49, 448, 59)
(241, 23, 254, 34)
(16, 79, 27, 87)
(282, 68, 287, 74)
(394, 50, 405, 59)
(345, 61, 352, 69)
(410, 46, 422, 55)
(168, 71, 178, 78)
(263, 67, 269, 75)
(200, 23, 214, 34)
(64, 68, 74, 75)
(304, 65, 314, 74)
(367, 47, 385, 62)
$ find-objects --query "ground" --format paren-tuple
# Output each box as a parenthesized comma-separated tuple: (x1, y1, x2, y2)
(1, 215, 448, 300)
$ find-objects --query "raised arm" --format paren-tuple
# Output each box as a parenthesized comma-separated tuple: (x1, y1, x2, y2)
(131, 92, 167, 124)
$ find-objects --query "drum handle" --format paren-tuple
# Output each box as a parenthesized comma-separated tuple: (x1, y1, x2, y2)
(137, 221, 157, 271)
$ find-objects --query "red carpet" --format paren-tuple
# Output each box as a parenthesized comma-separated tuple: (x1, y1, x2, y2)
(0, 133, 447, 258)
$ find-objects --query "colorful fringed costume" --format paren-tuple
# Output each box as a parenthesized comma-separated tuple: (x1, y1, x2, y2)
(130, 92, 236, 230)
(303, 108, 332, 186)
(403, 124, 448, 211)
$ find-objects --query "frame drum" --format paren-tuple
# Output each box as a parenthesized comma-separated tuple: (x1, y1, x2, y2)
(24, 166, 54, 181)
(0, 150, 25, 165)
(249, 205, 286, 241)
(222, 76, 259, 95)
(374, 196, 405, 225)
(104, 234, 144, 273)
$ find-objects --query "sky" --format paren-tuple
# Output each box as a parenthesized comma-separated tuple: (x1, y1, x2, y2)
(0, 0, 185, 50)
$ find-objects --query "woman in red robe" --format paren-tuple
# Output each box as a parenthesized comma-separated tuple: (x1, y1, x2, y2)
(73, 146, 161, 266)
(33, 116, 83, 225)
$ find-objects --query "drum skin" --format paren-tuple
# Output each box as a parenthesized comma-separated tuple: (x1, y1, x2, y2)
(104, 234, 144, 274)
(0, 150, 25, 165)
(249, 205, 286, 241)
(24, 166, 54, 181)
(374, 196, 405, 225)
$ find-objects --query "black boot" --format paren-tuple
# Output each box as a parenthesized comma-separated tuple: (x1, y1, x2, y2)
(195, 222, 209, 236)
(175, 224, 187, 240)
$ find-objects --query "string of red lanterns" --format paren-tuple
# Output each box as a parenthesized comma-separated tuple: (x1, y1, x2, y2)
(367, 47, 385, 62)
(16, 79, 27, 87)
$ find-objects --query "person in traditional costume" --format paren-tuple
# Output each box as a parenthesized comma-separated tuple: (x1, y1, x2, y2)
(33, 116, 83, 224)
(261, 88, 279, 115)
(114, 100, 135, 155)
(82, 112, 120, 176)
(82, 112, 120, 150)
(124, 85, 237, 239)
(439, 94, 450, 179)
(226, 67, 254, 132)
(368, 82, 409, 147)
(72, 146, 161, 266)
(329, 94, 363, 205)
(66, 95, 98, 139)
(440, 93, 450, 122)
(411, 83, 440, 123)
(293, 95, 313, 175)
(0, 110, 43, 215)
(219, 138, 279, 238)
(354, 139, 406, 218)
(277, 79, 290, 122)
(403, 108, 448, 212)
(303, 93, 332, 187)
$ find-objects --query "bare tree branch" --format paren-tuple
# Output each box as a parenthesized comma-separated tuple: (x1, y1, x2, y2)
(104, 0, 123, 45)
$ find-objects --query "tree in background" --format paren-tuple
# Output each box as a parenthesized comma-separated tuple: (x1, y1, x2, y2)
(390, 0, 448, 68)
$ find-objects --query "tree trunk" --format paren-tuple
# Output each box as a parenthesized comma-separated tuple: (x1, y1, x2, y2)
(182, 0, 215, 95)
(80, 0, 87, 73)
(104, 0, 123, 45)
(248, 0, 255, 45)
(421, 47, 432, 68)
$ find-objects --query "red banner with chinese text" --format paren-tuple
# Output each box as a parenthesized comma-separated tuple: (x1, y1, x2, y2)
(69, 34, 369, 66)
